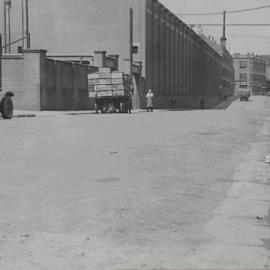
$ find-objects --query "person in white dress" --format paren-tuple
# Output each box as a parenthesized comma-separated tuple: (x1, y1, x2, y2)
(146, 89, 154, 112)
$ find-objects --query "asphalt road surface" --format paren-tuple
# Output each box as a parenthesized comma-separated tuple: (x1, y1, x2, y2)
(0, 96, 270, 270)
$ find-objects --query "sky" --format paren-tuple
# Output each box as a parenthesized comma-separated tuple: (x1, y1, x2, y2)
(160, 0, 270, 54)
(1, 0, 270, 55)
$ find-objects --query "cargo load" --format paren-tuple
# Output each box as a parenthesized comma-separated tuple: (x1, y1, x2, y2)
(88, 69, 132, 113)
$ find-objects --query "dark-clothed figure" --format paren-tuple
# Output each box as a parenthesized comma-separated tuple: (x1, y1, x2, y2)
(200, 98, 205, 110)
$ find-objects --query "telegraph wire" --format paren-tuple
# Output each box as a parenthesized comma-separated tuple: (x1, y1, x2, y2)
(228, 5, 270, 14)
(176, 5, 270, 16)
(189, 24, 270, 26)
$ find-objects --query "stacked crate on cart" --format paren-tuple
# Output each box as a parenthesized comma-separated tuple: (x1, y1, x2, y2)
(88, 68, 130, 98)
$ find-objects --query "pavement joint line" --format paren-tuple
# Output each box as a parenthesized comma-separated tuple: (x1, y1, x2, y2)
(227, 196, 270, 203)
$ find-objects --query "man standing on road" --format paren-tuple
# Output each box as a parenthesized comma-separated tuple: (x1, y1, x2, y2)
(146, 89, 154, 112)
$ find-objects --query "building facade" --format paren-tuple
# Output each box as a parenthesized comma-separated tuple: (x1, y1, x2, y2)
(145, 0, 224, 109)
(261, 55, 270, 93)
(4, 0, 234, 109)
(233, 53, 266, 96)
(221, 47, 234, 98)
(200, 35, 234, 99)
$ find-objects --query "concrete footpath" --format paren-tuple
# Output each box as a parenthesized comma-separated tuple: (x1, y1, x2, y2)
(13, 110, 95, 118)
(183, 113, 270, 268)
(12, 95, 237, 118)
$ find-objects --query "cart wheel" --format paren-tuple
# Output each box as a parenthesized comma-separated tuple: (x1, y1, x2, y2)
(95, 103, 99, 114)
(124, 102, 129, 113)
(119, 102, 124, 113)
(1, 96, 13, 119)
(108, 103, 115, 113)
(101, 106, 107, 114)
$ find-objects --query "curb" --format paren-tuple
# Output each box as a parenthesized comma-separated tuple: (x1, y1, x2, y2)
(13, 114, 36, 118)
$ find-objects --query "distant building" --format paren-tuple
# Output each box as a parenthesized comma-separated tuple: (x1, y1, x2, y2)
(233, 53, 266, 95)
(260, 55, 270, 93)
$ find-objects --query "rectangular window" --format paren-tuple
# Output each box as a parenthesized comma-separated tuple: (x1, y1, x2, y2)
(240, 85, 248, 89)
(240, 61, 248, 69)
(240, 73, 247, 81)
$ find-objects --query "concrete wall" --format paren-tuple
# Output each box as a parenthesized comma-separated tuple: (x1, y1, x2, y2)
(2, 50, 43, 110)
(2, 50, 89, 111)
(42, 59, 89, 111)
(153, 95, 220, 110)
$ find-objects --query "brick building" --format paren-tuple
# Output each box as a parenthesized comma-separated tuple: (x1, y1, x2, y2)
(233, 53, 266, 96)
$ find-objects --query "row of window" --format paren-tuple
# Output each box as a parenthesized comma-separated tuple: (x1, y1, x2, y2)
(240, 61, 265, 73)
(240, 61, 248, 69)
(239, 73, 266, 82)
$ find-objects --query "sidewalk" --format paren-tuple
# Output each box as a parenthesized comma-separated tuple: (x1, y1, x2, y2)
(13, 109, 147, 118)
(13, 96, 237, 118)
(213, 95, 237, 110)
(13, 110, 97, 118)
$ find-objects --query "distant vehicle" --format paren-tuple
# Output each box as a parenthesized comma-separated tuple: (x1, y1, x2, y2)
(0, 91, 14, 119)
(266, 92, 270, 97)
(236, 89, 251, 101)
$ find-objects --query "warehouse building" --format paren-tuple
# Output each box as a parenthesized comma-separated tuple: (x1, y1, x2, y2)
(198, 34, 234, 100)
(233, 53, 266, 96)
(4, 0, 234, 109)
(144, 0, 227, 108)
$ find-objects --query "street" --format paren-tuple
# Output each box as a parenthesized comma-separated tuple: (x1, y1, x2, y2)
(0, 96, 270, 269)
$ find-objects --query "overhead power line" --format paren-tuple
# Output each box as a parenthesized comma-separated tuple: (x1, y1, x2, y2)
(176, 5, 270, 16)
(228, 5, 270, 14)
(177, 11, 222, 16)
(190, 24, 270, 27)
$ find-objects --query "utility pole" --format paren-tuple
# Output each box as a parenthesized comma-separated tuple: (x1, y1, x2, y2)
(129, 8, 133, 90)
(4, 1, 7, 53)
(22, 0, 25, 48)
(8, 0, 11, 53)
(221, 10, 227, 46)
(3, 0, 12, 53)
(25, 0, 30, 48)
